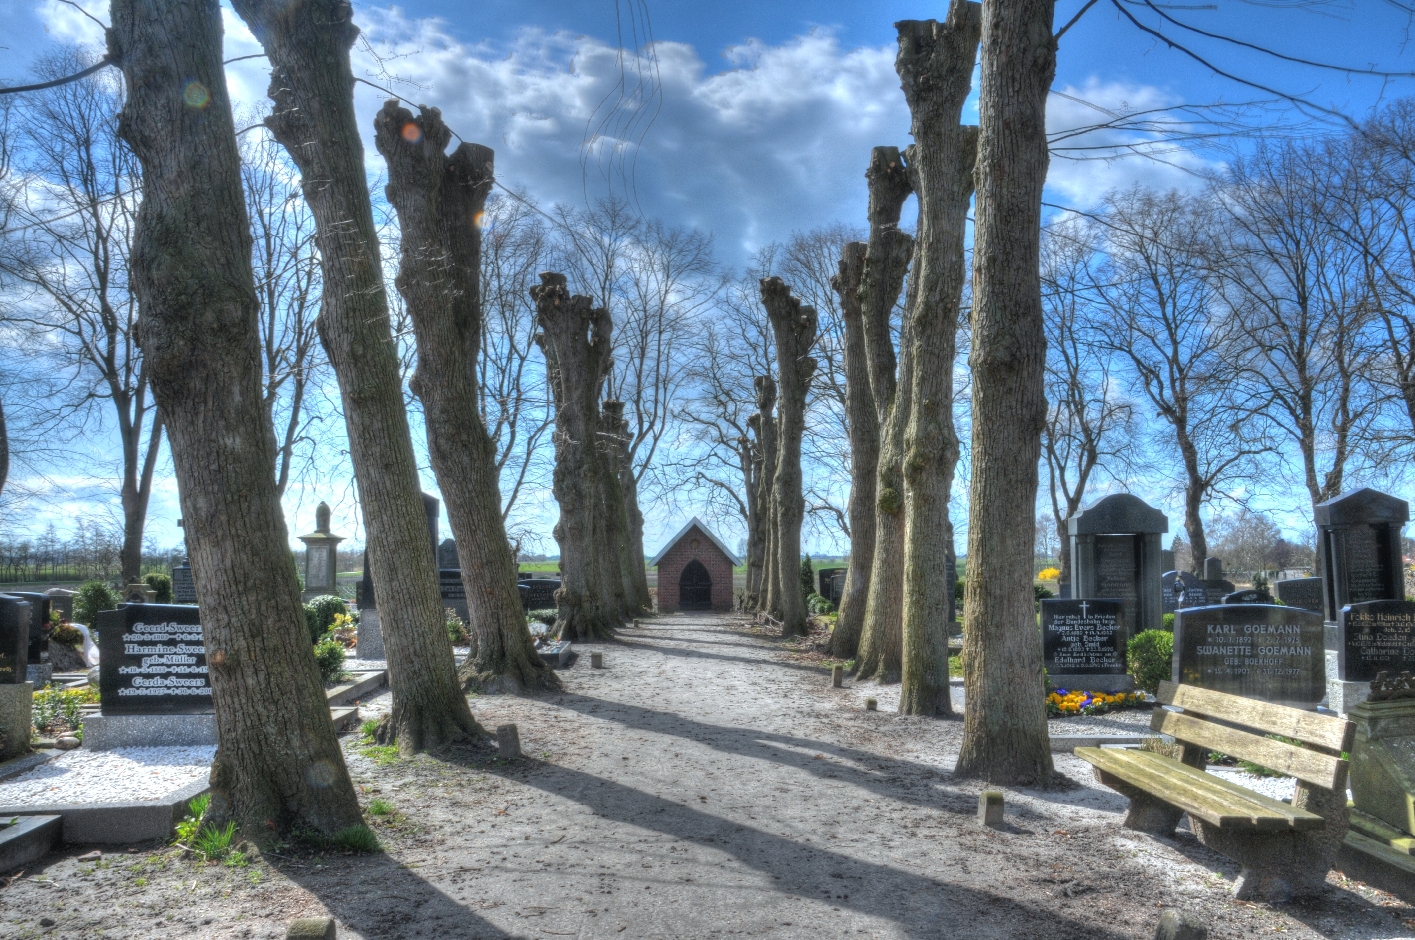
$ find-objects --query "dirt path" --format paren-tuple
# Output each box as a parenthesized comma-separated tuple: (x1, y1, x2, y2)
(3, 613, 1414, 939)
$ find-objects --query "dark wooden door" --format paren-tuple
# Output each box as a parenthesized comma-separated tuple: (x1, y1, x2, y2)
(679, 560, 713, 610)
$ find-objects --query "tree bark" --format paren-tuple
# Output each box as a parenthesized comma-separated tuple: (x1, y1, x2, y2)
(120, 413, 164, 582)
(761, 278, 818, 638)
(108, 0, 363, 838)
(742, 426, 763, 606)
(601, 400, 645, 615)
(955, 0, 1056, 785)
(897, 7, 981, 718)
(753, 376, 779, 616)
(230, 0, 482, 753)
(372, 101, 559, 695)
(0, 396, 9, 499)
(613, 407, 653, 612)
(829, 241, 873, 657)
(532, 273, 622, 640)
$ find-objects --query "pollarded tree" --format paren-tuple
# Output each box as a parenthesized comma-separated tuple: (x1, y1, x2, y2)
(760, 278, 818, 637)
(600, 400, 646, 615)
(373, 101, 559, 694)
(754, 375, 780, 614)
(898, 5, 981, 719)
(955, 0, 1056, 786)
(108, 0, 362, 838)
(230, 0, 481, 752)
(829, 242, 871, 654)
(532, 273, 622, 639)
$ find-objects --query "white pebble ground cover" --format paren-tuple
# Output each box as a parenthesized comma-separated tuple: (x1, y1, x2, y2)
(0, 746, 214, 806)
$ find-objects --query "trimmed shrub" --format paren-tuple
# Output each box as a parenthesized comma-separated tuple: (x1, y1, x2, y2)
(74, 581, 120, 627)
(144, 572, 173, 604)
(446, 609, 469, 645)
(527, 609, 557, 627)
(314, 633, 347, 684)
(807, 593, 835, 616)
(1127, 629, 1174, 693)
(1162, 612, 1175, 631)
(304, 594, 348, 644)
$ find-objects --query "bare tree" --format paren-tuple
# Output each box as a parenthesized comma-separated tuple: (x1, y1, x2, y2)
(955, 0, 1056, 786)
(1040, 217, 1134, 586)
(0, 49, 162, 583)
(1093, 188, 1263, 575)
(108, 0, 362, 839)
(231, 0, 483, 752)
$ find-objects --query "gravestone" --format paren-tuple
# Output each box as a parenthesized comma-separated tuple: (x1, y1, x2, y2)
(1275, 577, 1323, 613)
(439, 570, 470, 624)
(298, 502, 344, 602)
(518, 579, 561, 610)
(0, 596, 31, 684)
(1224, 588, 1273, 605)
(438, 538, 459, 570)
(1069, 494, 1168, 637)
(1337, 601, 1415, 683)
(171, 564, 196, 604)
(1162, 570, 1192, 614)
(94, 604, 211, 715)
(1161, 549, 1176, 574)
(124, 583, 156, 604)
(1042, 598, 1132, 692)
(817, 568, 845, 606)
(9, 592, 51, 663)
(1317, 488, 1410, 712)
(1173, 604, 1325, 708)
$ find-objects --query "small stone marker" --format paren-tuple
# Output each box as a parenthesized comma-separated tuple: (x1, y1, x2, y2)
(170, 564, 197, 604)
(55, 735, 79, 751)
(632, 619, 640, 628)
(978, 790, 1004, 827)
(496, 723, 521, 759)
(831, 665, 843, 688)
(1154, 909, 1206, 940)
(287, 917, 336, 940)
(865, 697, 878, 711)
(591, 651, 604, 669)
(1222, 588, 1272, 605)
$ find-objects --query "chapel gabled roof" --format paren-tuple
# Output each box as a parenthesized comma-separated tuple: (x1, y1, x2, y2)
(649, 516, 741, 567)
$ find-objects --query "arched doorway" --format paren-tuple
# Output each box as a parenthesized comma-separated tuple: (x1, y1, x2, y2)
(679, 560, 713, 610)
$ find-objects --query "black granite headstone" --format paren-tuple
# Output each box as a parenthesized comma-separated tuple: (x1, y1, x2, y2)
(171, 565, 197, 604)
(1316, 488, 1408, 622)
(1224, 589, 1273, 605)
(1174, 604, 1325, 707)
(1093, 535, 1140, 632)
(96, 604, 211, 715)
(1337, 600, 1415, 682)
(1042, 598, 1126, 676)
(518, 579, 561, 610)
(438, 538, 459, 570)
(0, 596, 31, 684)
(1275, 577, 1322, 612)
(1162, 571, 1180, 614)
(9, 592, 51, 662)
(817, 568, 845, 606)
(439, 569, 470, 623)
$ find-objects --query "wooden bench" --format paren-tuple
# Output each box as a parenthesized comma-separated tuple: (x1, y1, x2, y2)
(1077, 680, 1355, 902)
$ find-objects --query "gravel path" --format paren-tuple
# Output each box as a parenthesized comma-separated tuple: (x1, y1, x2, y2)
(1, 614, 1409, 940)
(0, 746, 214, 805)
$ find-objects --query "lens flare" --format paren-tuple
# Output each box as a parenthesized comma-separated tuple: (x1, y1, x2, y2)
(401, 122, 422, 143)
(209, 649, 227, 666)
(182, 81, 210, 109)
(305, 760, 336, 788)
(472, 211, 486, 229)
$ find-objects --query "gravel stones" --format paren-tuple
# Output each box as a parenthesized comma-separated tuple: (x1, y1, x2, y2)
(0, 745, 213, 806)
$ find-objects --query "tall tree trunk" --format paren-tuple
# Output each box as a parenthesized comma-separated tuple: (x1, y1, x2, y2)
(615, 410, 652, 612)
(120, 414, 164, 582)
(372, 101, 559, 695)
(601, 401, 645, 615)
(743, 428, 763, 605)
(754, 376, 779, 616)
(0, 395, 7, 497)
(898, 7, 981, 718)
(761, 278, 818, 638)
(230, 0, 481, 752)
(835, 147, 915, 659)
(532, 273, 622, 640)
(830, 242, 873, 657)
(108, 0, 363, 838)
(955, 0, 1056, 785)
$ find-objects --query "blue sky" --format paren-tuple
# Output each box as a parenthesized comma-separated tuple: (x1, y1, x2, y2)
(6, 0, 1415, 555)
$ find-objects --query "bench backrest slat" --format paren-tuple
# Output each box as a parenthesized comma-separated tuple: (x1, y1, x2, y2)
(1151, 709, 1349, 791)
(1157, 681, 1355, 754)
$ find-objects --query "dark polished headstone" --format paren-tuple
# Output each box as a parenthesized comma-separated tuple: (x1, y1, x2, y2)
(1174, 604, 1325, 708)
(438, 569, 470, 624)
(817, 568, 845, 606)
(1275, 577, 1323, 613)
(96, 604, 211, 715)
(0, 596, 31, 684)
(8, 593, 51, 663)
(518, 579, 561, 610)
(438, 538, 459, 570)
(171, 565, 196, 604)
(1316, 487, 1408, 622)
(1224, 589, 1273, 605)
(1337, 600, 1415, 682)
(1069, 493, 1168, 638)
(1043, 598, 1126, 675)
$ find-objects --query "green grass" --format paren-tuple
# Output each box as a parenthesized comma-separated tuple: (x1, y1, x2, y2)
(193, 821, 236, 861)
(367, 799, 394, 816)
(359, 745, 400, 766)
(332, 825, 381, 853)
(948, 656, 963, 677)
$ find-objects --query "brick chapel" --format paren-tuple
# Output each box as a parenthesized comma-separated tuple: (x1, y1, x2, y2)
(651, 517, 738, 613)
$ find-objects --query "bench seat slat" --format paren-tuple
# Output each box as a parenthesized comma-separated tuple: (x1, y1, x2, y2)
(1157, 681, 1354, 753)
(1076, 747, 1293, 830)
(1125, 750, 1325, 831)
(1150, 709, 1348, 791)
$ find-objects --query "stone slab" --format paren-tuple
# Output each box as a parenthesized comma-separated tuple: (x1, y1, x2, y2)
(81, 713, 218, 750)
(0, 749, 58, 784)
(1043, 598, 1126, 677)
(96, 604, 211, 715)
(1338, 830, 1415, 906)
(0, 596, 30, 684)
(325, 670, 388, 707)
(25, 664, 52, 687)
(1275, 577, 1323, 613)
(537, 641, 573, 668)
(0, 683, 32, 762)
(355, 609, 384, 660)
(0, 814, 61, 873)
(0, 777, 209, 845)
(1045, 674, 1136, 693)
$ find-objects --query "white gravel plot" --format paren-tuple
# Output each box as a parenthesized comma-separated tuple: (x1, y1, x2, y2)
(1207, 767, 1296, 802)
(0, 746, 214, 806)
